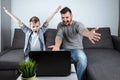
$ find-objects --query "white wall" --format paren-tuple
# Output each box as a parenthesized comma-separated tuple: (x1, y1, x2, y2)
(11, 0, 119, 37)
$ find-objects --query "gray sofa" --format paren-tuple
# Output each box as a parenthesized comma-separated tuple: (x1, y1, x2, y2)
(83, 28, 120, 80)
(0, 29, 25, 80)
(0, 27, 120, 80)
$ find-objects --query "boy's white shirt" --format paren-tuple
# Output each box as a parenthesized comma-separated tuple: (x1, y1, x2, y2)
(30, 32, 41, 51)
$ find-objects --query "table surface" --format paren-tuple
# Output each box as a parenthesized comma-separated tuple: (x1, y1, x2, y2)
(17, 64, 78, 80)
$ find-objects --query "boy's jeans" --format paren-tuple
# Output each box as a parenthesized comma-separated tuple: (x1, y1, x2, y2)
(62, 49, 87, 80)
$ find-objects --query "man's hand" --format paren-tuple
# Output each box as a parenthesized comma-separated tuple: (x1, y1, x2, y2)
(48, 45, 60, 51)
(88, 27, 101, 44)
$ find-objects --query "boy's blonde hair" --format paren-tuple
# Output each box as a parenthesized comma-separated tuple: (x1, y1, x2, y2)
(29, 16, 40, 23)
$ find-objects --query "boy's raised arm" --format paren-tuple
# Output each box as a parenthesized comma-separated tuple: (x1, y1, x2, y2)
(44, 6, 61, 26)
(3, 7, 22, 26)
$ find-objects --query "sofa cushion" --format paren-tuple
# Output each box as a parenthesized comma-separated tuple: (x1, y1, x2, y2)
(0, 49, 24, 69)
(0, 70, 19, 80)
(85, 49, 120, 80)
(112, 35, 120, 52)
(12, 29, 25, 49)
(44, 29, 57, 51)
(83, 27, 114, 49)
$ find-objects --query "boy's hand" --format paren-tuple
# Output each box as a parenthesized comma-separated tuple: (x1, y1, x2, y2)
(55, 5, 61, 13)
(3, 7, 9, 13)
(3, 7, 22, 26)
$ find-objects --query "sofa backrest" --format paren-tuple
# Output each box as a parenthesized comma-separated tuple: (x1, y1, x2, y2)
(12, 27, 114, 50)
(11, 29, 25, 49)
(83, 27, 114, 49)
(44, 29, 57, 50)
(11, 28, 57, 50)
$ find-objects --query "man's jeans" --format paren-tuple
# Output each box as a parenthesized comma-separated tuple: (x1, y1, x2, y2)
(62, 49, 87, 80)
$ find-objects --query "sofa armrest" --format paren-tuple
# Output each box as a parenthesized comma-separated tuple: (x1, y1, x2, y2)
(0, 49, 11, 56)
(111, 35, 120, 52)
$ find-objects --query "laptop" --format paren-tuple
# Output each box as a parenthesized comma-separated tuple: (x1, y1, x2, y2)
(29, 51, 71, 76)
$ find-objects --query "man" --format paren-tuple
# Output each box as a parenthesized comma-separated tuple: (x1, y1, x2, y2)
(48, 7, 101, 80)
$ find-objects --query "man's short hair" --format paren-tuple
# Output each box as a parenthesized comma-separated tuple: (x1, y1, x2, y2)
(60, 7, 72, 14)
(29, 16, 40, 23)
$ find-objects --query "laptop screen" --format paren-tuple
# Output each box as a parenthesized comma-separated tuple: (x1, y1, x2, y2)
(29, 51, 71, 76)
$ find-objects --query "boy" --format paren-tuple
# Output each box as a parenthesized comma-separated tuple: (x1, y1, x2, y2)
(3, 6, 61, 60)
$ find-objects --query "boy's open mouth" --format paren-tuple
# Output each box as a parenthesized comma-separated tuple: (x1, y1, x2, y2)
(34, 31, 37, 33)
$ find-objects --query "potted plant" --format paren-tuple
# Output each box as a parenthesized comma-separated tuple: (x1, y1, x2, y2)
(19, 59, 36, 80)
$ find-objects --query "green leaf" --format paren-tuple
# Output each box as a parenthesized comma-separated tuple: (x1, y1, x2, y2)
(19, 59, 36, 78)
